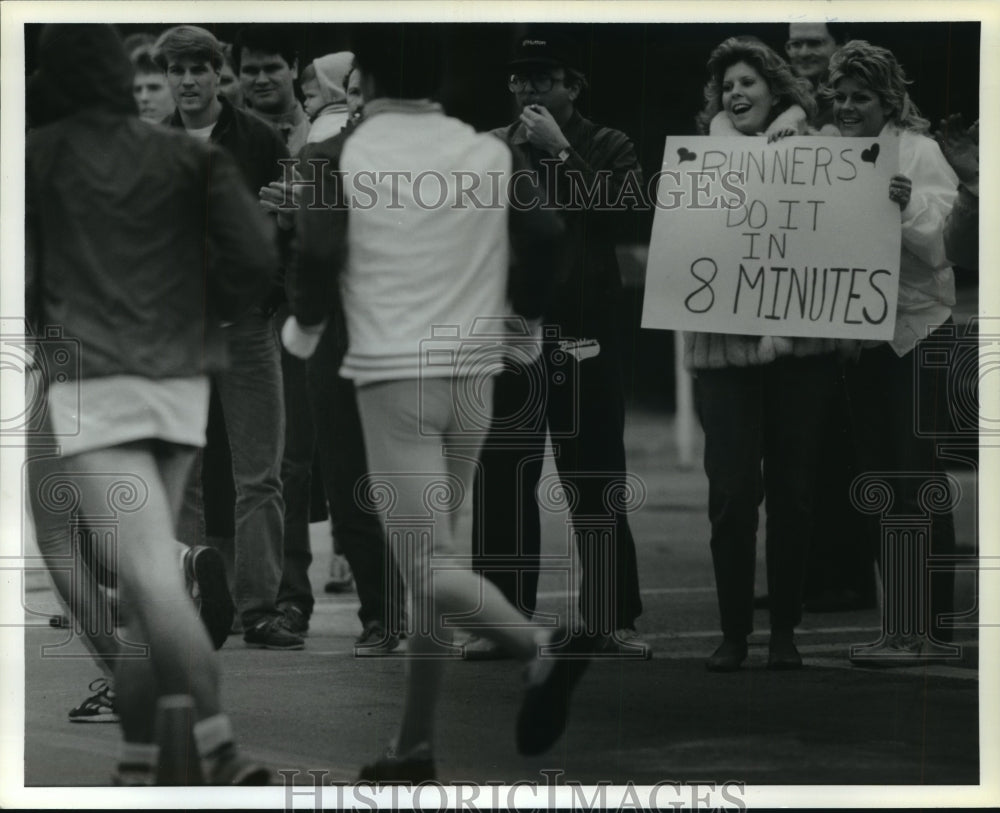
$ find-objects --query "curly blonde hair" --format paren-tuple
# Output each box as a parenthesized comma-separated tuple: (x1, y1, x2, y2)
(696, 36, 816, 134)
(825, 40, 930, 134)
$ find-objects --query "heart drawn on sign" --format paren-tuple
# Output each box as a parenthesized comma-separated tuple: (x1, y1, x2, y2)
(861, 143, 880, 165)
(677, 147, 697, 163)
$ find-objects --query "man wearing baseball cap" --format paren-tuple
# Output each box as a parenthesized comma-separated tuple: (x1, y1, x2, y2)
(470, 29, 649, 659)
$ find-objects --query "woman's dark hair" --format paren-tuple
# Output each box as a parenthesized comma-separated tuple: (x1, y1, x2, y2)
(696, 36, 816, 134)
(350, 23, 442, 100)
(28, 24, 136, 127)
(826, 39, 930, 133)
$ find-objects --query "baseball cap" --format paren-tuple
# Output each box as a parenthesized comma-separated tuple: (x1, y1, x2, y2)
(507, 31, 582, 72)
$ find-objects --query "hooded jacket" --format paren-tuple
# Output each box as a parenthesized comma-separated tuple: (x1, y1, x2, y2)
(306, 52, 354, 144)
(26, 25, 276, 381)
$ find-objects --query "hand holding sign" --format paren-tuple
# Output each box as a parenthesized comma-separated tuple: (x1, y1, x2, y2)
(888, 173, 912, 209)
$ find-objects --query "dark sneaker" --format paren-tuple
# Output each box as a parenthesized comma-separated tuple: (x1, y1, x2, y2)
(358, 741, 435, 784)
(182, 545, 235, 650)
(243, 615, 305, 650)
(68, 677, 119, 723)
(516, 629, 592, 756)
(203, 744, 271, 785)
(280, 604, 310, 636)
(354, 620, 399, 657)
(706, 637, 748, 672)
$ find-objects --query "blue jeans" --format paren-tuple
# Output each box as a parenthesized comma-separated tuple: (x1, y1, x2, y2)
(179, 310, 286, 626)
(694, 354, 838, 638)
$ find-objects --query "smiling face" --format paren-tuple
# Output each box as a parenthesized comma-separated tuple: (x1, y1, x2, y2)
(133, 71, 174, 122)
(239, 48, 297, 114)
(722, 60, 776, 135)
(165, 57, 220, 118)
(833, 76, 890, 137)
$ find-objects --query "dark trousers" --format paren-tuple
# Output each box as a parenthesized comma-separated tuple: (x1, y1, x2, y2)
(845, 326, 957, 639)
(276, 333, 316, 616)
(306, 325, 405, 633)
(694, 354, 838, 639)
(804, 370, 877, 604)
(473, 339, 643, 633)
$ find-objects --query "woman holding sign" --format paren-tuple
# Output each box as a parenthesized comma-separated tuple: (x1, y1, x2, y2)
(827, 41, 960, 665)
(689, 37, 841, 672)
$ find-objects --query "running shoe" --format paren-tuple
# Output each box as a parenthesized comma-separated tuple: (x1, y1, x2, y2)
(68, 677, 119, 723)
(182, 545, 235, 650)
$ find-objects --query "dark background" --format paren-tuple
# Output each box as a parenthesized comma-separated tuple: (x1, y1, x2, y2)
(25, 20, 981, 185)
(24, 21, 981, 407)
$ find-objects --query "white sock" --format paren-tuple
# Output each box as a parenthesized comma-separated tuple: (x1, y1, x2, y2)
(118, 741, 158, 768)
(193, 714, 233, 757)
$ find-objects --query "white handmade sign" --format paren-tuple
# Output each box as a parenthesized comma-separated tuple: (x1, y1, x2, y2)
(641, 136, 902, 340)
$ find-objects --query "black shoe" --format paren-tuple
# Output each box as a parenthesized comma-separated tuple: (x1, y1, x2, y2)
(280, 604, 310, 636)
(243, 615, 305, 650)
(182, 546, 235, 650)
(68, 677, 119, 723)
(767, 630, 803, 670)
(706, 638, 748, 672)
(516, 629, 592, 756)
(358, 742, 435, 784)
(354, 620, 400, 656)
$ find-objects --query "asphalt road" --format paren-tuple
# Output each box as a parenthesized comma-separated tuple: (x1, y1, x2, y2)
(13, 408, 986, 802)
